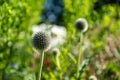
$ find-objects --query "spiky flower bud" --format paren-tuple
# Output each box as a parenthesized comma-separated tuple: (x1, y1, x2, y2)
(89, 75, 97, 80)
(32, 31, 50, 51)
(52, 48, 60, 57)
(74, 18, 88, 32)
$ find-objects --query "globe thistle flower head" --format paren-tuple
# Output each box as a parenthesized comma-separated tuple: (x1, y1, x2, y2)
(32, 31, 50, 51)
(89, 75, 97, 80)
(74, 18, 88, 32)
(32, 24, 66, 48)
(51, 48, 60, 57)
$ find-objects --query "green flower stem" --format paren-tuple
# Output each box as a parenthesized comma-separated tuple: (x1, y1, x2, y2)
(77, 32, 83, 78)
(55, 55, 62, 80)
(56, 56, 61, 70)
(38, 50, 45, 80)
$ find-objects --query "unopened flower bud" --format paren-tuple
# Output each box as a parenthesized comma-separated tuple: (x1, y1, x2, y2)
(75, 18, 88, 32)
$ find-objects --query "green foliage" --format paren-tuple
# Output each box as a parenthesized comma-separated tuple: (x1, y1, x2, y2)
(0, 0, 120, 80)
(0, 0, 45, 79)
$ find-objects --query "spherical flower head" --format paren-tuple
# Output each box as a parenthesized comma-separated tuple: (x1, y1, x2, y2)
(51, 48, 60, 57)
(89, 75, 97, 80)
(32, 31, 50, 51)
(74, 18, 88, 32)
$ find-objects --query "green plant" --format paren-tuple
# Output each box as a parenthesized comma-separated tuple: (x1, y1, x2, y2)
(0, 0, 120, 80)
(0, 0, 45, 80)
(74, 18, 88, 79)
(32, 31, 50, 80)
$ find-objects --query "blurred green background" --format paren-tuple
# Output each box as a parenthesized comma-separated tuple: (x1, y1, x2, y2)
(0, 0, 120, 80)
